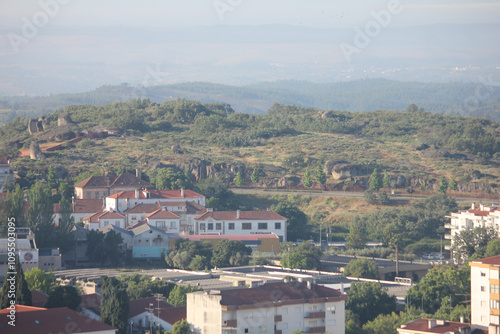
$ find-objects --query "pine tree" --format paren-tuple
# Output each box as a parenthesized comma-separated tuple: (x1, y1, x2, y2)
(369, 168, 383, 191)
(438, 176, 448, 194)
(383, 171, 390, 188)
(100, 276, 129, 334)
(251, 167, 260, 184)
(315, 164, 327, 188)
(303, 168, 312, 188)
(449, 179, 458, 191)
(234, 172, 244, 187)
(15, 259, 32, 306)
(56, 197, 75, 255)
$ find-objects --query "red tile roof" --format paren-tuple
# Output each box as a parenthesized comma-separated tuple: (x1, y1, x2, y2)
(83, 210, 125, 223)
(218, 282, 345, 307)
(0, 305, 116, 334)
(54, 199, 104, 214)
(182, 234, 279, 242)
(108, 189, 204, 200)
(75, 173, 152, 189)
(0, 156, 9, 165)
(160, 306, 186, 325)
(158, 201, 207, 215)
(128, 297, 173, 318)
(146, 209, 180, 219)
(195, 210, 286, 221)
(471, 255, 500, 266)
(30, 290, 48, 307)
(81, 293, 101, 309)
(399, 318, 470, 334)
(125, 203, 160, 214)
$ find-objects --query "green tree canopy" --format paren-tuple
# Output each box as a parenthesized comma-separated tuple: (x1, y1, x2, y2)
(346, 282, 396, 324)
(211, 239, 252, 268)
(270, 202, 308, 242)
(302, 167, 312, 188)
(251, 167, 260, 184)
(369, 168, 383, 191)
(437, 176, 448, 194)
(315, 164, 327, 187)
(485, 239, 500, 258)
(343, 258, 380, 279)
(451, 226, 497, 264)
(100, 276, 130, 334)
(169, 319, 192, 334)
(147, 168, 193, 190)
(26, 182, 55, 248)
(167, 284, 202, 307)
(24, 268, 56, 294)
(166, 239, 213, 270)
(0, 257, 32, 308)
(234, 172, 244, 187)
(44, 285, 81, 310)
(281, 242, 322, 270)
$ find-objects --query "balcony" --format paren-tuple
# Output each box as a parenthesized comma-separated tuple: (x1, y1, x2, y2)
(305, 311, 326, 319)
(444, 224, 453, 229)
(444, 234, 452, 240)
(274, 315, 282, 322)
(306, 326, 326, 333)
(222, 320, 237, 328)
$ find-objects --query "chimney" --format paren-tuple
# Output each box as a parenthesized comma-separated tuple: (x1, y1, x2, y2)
(460, 316, 464, 323)
(207, 208, 213, 212)
(340, 283, 344, 294)
(181, 188, 185, 198)
(72, 196, 75, 212)
(136, 168, 141, 179)
(135, 189, 140, 199)
(307, 281, 312, 290)
(428, 319, 436, 329)
(471, 203, 475, 209)
(237, 210, 241, 219)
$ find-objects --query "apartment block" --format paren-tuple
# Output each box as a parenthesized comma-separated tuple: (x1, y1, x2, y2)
(187, 281, 346, 334)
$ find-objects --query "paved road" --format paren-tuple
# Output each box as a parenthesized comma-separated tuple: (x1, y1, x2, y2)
(229, 187, 493, 203)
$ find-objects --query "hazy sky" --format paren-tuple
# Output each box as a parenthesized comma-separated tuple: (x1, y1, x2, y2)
(1, 0, 500, 30)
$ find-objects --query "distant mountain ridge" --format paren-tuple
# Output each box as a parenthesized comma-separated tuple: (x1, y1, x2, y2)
(1, 79, 499, 123)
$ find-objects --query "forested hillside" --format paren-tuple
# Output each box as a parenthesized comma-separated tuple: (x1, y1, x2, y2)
(1, 79, 499, 125)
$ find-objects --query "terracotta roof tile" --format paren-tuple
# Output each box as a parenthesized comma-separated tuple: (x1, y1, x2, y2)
(399, 318, 470, 333)
(83, 210, 125, 223)
(182, 234, 279, 241)
(54, 199, 104, 214)
(0, 305, 116, 334)
(128, 297, 173, 318)
(74, 173, 153, 189)
(195, 210, 286, 221)
(124, 203, 160, 214)
(471, 255, 500, 266)
(146, 209, 180, 219)
(30, 289, 48, 308)
(107, 189, 204, 200)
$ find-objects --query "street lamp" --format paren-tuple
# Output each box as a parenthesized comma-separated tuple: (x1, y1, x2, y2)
(319, 222, 324, 248)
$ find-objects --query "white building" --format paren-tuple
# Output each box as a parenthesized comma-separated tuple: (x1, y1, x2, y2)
(53, 198, 104, 224)
(445, 203, 500, 252)
(194, 210, 287, 242)
(128, 297, 186, 332)
(187, 281, 347, 334)
(470, 255, 500, 334)
(83, 210, 127, 230)
(105, 189, 206, 212)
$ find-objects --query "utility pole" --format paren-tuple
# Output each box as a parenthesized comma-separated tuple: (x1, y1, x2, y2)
(154, 293, 164, 333)
(145, 303, 154, 334)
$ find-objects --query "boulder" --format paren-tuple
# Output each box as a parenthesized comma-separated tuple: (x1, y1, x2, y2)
(58, 112, 72, 126)
(30, 141, 44, 160)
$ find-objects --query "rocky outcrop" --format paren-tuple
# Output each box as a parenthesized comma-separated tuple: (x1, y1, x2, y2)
(37, 125, 78, 142)
(30, 141, 44, 160)
(330, 163, 371, 180)
(421, 148, 470, 160)
(171, 145, 183, 154)
(58, 113, 72, 126)
(174, 158, 246, 181)
(28, 119, 44, 135)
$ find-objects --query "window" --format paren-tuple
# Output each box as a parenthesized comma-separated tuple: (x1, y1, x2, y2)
(258, 223, 268, 230)
(242, 223, 252, 230)
(170, 221, 176, 228)
(482, 300, 487, 308)
(275, 222, 281, 229)
(132, 216, 137, 220)
(491, 300, 500, 309)
(157, 221, 166, 228)
(244, 329, 249, 333)
(492, 284, 500, 294)
(200, 223, 206, 231)
(95, 192, 100, 198)
(481, 271, 486, 277)
(228, 223, 235, 230)
(216, 223, 221, 230)
(481, 286, 486, 292)
(208, 223, 214, 230)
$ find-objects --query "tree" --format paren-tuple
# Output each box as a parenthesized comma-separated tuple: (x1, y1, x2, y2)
(211, 239, 251, 268)
(0, 257, 32, 308)
(449, 179, 457, 191)
(24, 268, 56, 294)
(234, 172, 244, 187)
(100, 276, 130, 334)
(485, 239, 500, 258)
(270, 202, 308, 242)
(55, 197, 75, 255)
(363, 312, 401, 334)
(315, 164, 327, 188)
(117, 274, 175, 301)
(196, 178, 238, 211)
(383, 171, 390, 189)
(346, 282, 396, 324)
(437, 176, 448, 194)
(170, 319, 192, 334)
(405, 266, 470, 314)
(26, 182, 55, 248)
(167, 284, 202, 307)
(166, 239, 213, 270)
(251, 167, 260, 184)
(44, 285, 81, 310)
(147, 168, 193, 190)
(281, 242, 322, 270)
(451, 226, 497, 264)
(302, 167, 312, 188)
(343, 258, 380, 279)
(87, 230, 125, 266)
(346, 220, 367, 250)
(369, 168, 383, 191)
(407, 104, 418, 113)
